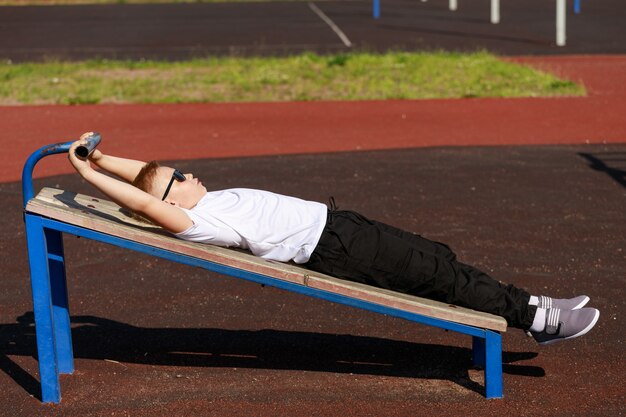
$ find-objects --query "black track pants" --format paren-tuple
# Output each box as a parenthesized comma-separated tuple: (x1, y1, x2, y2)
(305, 210, 536, 329)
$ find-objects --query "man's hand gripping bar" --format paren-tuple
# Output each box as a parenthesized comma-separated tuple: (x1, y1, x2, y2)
(75, 132, 102, 158)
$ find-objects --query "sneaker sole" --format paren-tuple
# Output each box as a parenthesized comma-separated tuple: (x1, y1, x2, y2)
(538, 309, 600, 345)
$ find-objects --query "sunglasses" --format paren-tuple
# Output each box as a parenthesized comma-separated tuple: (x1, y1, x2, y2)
(161, 169, 186, 201)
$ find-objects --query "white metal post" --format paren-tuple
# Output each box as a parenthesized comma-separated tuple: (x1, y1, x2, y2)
(556, 0, 566, 46)
(449, 0, 457, 11)
(491, 0, 500, 24)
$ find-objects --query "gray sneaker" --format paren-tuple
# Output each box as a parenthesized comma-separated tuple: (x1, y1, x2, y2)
(531, 307, 600, 345)
(536, 295, 590, 310)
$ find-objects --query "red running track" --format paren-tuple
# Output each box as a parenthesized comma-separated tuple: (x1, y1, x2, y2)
(2, 55, 625, 183)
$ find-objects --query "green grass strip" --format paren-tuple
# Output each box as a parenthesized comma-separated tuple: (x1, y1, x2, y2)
(0, 51, 584, 105)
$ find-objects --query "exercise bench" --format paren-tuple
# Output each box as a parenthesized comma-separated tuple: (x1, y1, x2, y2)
(22, 141, 507, 403)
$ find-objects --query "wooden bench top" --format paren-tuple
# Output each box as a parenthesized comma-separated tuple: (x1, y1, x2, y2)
(25, 187, 507, 332)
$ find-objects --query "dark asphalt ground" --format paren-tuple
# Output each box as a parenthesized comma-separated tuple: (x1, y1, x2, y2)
(2, 145, 625, 415)
(1, 0, 625, 62)
(1, 0, 625, 414)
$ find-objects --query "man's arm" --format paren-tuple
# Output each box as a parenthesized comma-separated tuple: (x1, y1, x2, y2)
(79, 132, 147, 183)
(89, 150, 146, 183)
(68, 139, 193, 233)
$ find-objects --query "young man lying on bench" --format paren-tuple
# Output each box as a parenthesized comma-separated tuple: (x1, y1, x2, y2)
(67, 133, 599, 344)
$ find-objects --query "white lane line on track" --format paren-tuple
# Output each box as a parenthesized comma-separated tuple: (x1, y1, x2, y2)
(308, 2, 353, 48)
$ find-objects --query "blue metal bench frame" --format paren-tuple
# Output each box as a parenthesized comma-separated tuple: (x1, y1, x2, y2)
(22, 141, 504, 403)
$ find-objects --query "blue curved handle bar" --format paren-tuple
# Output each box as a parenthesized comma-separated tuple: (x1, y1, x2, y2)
(22, 141, 73, 208)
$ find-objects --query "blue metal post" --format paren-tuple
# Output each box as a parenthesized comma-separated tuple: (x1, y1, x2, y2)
(373, 0, 380, 19)
(574, 0, 581, 14)
(45, 227, 74, 374)
(484, 330, 503, 399)
(472, 335, 486, 367)
(25, 214, 61, 404)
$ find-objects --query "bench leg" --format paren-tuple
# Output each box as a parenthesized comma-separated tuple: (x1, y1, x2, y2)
(484, 330, 503, 399)
(25, 216, 61, 403)
(472, 335, 486, 367)
(472, 332, 503, 399)
(45, 228, 74, 375)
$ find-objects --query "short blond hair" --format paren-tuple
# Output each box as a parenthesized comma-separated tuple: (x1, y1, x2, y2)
(132, 160, 160, 195)
(128, 160, 161, 224)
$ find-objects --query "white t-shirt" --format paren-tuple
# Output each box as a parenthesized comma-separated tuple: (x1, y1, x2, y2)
(175, 188, 327, 264)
